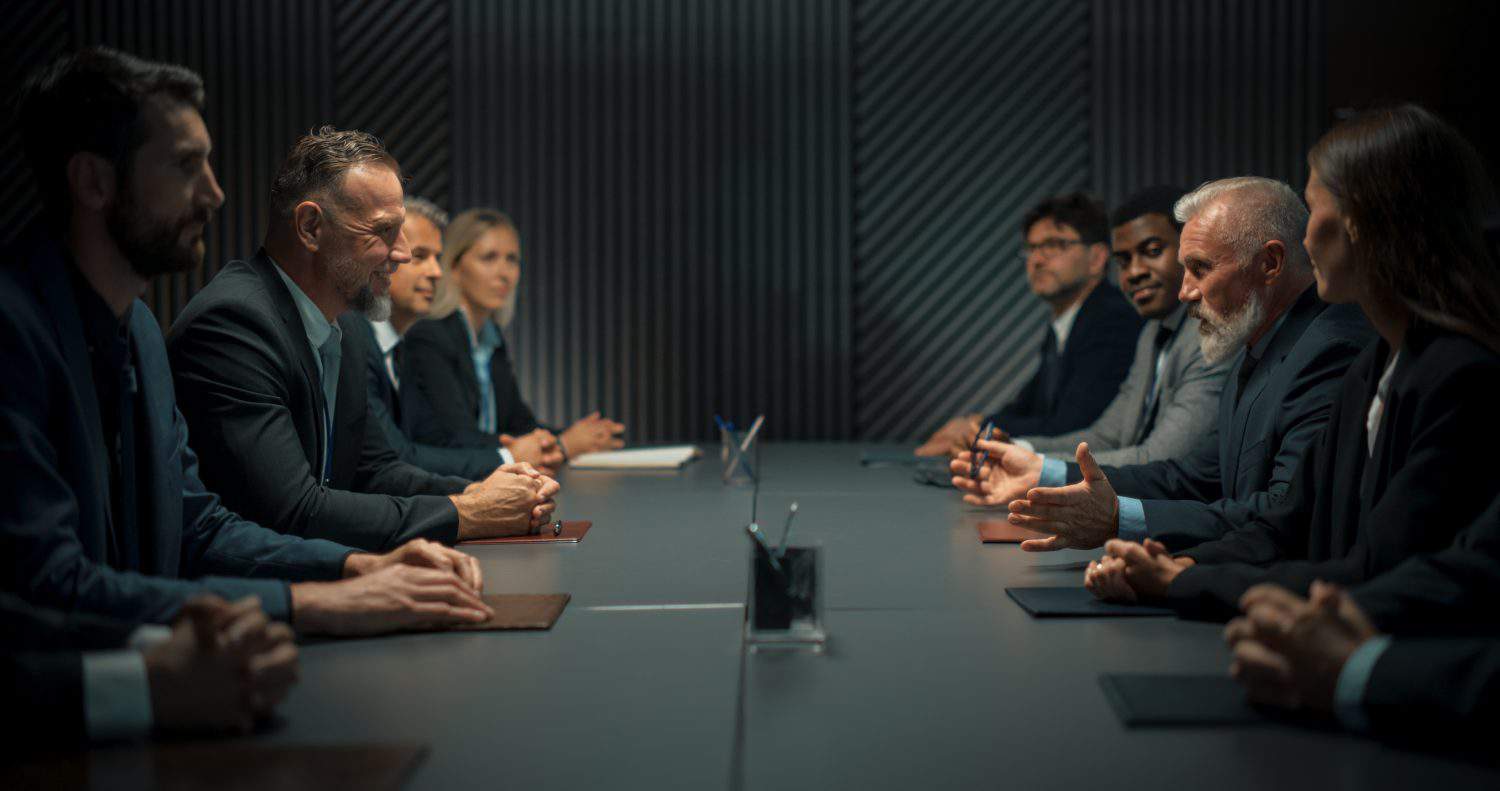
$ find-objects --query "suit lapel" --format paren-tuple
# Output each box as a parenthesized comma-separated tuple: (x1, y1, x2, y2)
(250, 251, 332, 470)
(1123, 321, 1158, 445)
(331, 327, 366, 485)
(447, 312, 482, 410)
(28, 244, 114, 544)
(1226, 287, 1327, 480)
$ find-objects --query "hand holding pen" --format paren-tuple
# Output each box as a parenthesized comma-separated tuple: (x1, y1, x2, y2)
(968, 421, 996, 481)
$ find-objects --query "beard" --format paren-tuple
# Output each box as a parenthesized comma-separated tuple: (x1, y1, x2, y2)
(1192, 289, 1265, 365)
(107, 192, 210, 278)
(330, 253, 392, 321)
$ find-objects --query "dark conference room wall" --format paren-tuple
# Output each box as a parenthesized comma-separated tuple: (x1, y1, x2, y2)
(3, 0, 1334, 442)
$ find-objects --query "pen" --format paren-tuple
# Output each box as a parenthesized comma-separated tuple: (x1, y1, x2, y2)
(775, 502, 799, 557)
(969, 421, 996, 481)
(738, 415, 765, 453)
(746, 522, 783, 575)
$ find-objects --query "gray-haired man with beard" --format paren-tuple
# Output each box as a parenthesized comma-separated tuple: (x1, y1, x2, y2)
(168, 127, 560, 552)
(963, 177, 1373, 552)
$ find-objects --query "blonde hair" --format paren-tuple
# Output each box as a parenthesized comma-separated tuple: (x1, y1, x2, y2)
(429, 207, 521, 327)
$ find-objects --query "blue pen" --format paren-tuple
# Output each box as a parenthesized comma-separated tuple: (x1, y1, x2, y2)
(969, 421, 996, 481)
(746, 522, 784, 575)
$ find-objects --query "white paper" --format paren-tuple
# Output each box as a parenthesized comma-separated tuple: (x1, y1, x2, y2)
(570, 445, 701, 469)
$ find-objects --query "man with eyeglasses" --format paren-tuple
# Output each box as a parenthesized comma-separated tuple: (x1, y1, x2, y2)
(917, 192, 1142, 456)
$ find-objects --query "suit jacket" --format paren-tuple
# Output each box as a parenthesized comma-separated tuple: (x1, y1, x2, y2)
(1167, 323, 1500, 619)
(340, 314, 502, 479)
(1, 592, 139, 745)
(1362, 639, 1500, 746)
(400, 311, 540, 449)
(1075, 288, 1372, 549)
(167, 252, 469, 552)
(985, 281, 1143, 437)
(1023, 303, 1229, 466)
(0, 236, 349, 626)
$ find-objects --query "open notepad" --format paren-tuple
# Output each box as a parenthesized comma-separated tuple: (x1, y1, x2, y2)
(570, 445, 701, 470)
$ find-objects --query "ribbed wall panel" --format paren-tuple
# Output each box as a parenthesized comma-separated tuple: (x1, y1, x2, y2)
(1090, 0, 1327, 206)
(333, 0, 450, 206)
(71, 0, 336, 329)
(851, 0, 1093, 441)
(452, 0, 854, 443)
(0, 0, 70, 246)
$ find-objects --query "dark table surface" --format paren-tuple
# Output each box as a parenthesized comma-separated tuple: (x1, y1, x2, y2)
(262, 442, 1500, 790)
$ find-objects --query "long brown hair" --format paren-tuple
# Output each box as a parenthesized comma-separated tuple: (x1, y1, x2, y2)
(1308, 104, 1500, 352)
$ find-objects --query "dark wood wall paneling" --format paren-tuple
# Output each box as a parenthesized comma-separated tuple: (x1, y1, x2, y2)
(1, 1, 1341, 440)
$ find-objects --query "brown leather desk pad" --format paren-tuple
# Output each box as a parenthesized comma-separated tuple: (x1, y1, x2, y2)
(977, 520, 1048, 543)
(448, 593, 571, 631)
(459, 520, 592, 545)
(2, 742, 428, 791)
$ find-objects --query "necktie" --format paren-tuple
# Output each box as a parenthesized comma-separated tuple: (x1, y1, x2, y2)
(1234, 351, 1261, 408)
(1137, 325, 1174, 438)
(1039, 327, 1063, 405)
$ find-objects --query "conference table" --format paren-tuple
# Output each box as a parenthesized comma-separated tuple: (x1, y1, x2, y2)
(267, 443, 1497, 790)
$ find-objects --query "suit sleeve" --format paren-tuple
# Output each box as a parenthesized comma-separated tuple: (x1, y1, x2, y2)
(363, 358, 500, 479)
(1350, 497, 1500, 634)
(169, 303, 460, 552)
(492, 344, 541, 437)
(2, 651, 86, 744)
(353, 400, 473, 496)
(400, 326, 505, 449)
(0, 326, 292, 625)
(1361, 639, 1500, 745)
(1170, 356, 1500, 620)
(1095, 333, 1359, 551)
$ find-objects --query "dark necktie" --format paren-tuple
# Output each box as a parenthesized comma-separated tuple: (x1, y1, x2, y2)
(1234, 351, 1261, 408)
(1039, 327, 1063, 404)
(1137, 325, 1174, 438)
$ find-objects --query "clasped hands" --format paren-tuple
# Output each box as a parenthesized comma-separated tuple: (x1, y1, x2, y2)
(453, 461, 560, 540)
(1223, 581, 1379, 714)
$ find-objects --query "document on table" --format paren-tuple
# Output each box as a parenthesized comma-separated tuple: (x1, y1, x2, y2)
(570, 445, 700, 469)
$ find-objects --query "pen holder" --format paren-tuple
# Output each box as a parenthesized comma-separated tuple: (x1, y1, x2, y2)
(720, 426, 759, 486)
(744, 542, 826, 652)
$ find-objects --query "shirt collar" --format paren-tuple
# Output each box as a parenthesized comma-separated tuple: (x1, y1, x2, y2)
(1247, 308, 1290, 362)
(269, 256, 339, 352)
(68, 264, 134, 356)
(1158, 301, 1189, 335)
(1051, 297, 1084, 351)
(457, 305, 502, 352)
(371, 319, 402, 355)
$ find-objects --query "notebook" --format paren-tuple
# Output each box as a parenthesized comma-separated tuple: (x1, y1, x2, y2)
(460, 520, 592, 545)
(570, 445, 700, 469)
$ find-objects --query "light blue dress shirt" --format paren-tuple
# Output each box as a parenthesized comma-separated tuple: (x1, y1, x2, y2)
(456, 308, 516, 465)
(1333, 635, 1392, 732)
(272, 263, 342, 481)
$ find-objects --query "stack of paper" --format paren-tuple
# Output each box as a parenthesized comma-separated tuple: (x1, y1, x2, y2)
(570, 445, 700, 470)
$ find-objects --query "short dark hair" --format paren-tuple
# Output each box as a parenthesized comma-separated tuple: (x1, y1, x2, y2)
(268, 126, 402, 220)
(1109, 186, 1186, 231)
(1021, 192, 1108, 245)
(16, 47, 205, 227)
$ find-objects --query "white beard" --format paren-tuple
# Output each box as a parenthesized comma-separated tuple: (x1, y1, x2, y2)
(1195, 289, 1266, 365)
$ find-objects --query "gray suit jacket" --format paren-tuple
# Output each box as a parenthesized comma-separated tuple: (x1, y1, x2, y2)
(1023, 304, 1228, 466)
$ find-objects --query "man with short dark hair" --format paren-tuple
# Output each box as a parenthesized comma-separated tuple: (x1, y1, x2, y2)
(2, 48, 499, 644)
(1000, 186, 1228, 468)
(917, 192, 1143, 456)
(168, 127, 559, 552)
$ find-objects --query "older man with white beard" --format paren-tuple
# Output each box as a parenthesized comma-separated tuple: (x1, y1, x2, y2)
(952, 177, 1373, 552)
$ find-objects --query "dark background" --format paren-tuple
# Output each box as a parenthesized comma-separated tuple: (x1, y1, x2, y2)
(3, 0, 1493, 442)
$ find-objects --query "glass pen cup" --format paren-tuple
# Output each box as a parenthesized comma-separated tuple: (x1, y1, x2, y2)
(720, 425, 760, 485)
(744, 540, 826, 652)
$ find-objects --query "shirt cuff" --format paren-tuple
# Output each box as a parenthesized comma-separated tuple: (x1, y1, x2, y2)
(1116, 497, 1148, 542)
(1333, 635, 1392, 734)
(83, 650, 154, 741)
(1012, 438, 1035, 453)
(126, 625, 173, 651)
(498, 446, 516, 465)
(1038, 456, 1067, 488)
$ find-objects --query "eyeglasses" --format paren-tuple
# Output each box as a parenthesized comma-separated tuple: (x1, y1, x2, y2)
(1017, 238, 1087, 261)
